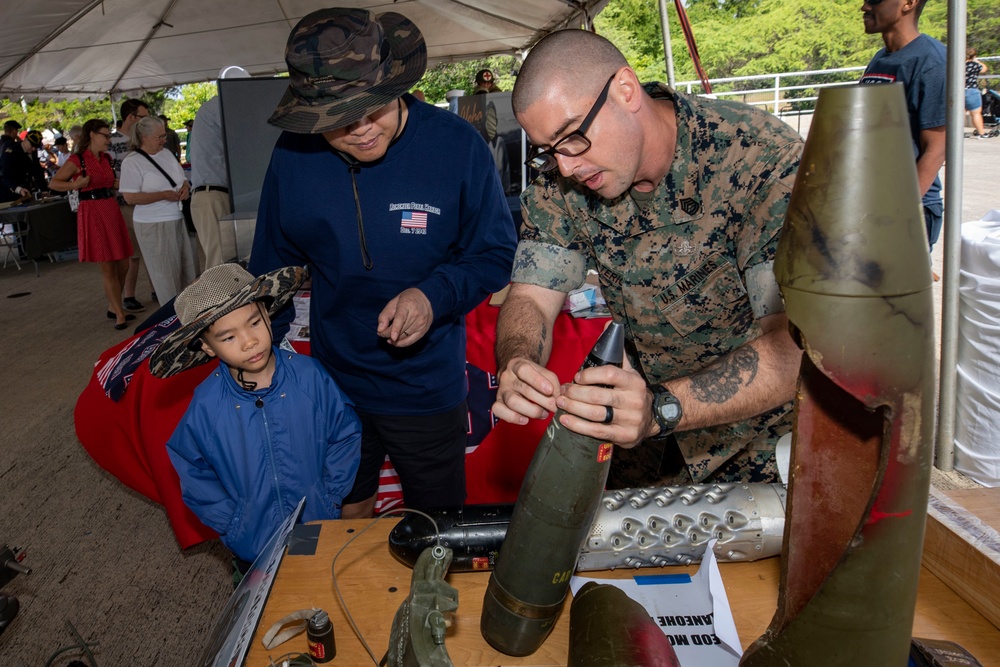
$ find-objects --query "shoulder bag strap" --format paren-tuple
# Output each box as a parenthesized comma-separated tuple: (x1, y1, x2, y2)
(135, 148, 177, 188)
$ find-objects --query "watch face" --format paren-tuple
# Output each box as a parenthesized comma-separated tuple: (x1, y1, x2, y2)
(659, 403, 681, 422)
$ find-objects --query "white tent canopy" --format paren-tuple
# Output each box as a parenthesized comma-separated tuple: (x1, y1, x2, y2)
(1, 0, 610, 99)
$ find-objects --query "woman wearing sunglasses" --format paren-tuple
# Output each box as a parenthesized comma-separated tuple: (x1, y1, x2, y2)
(50, 119, 134, 329)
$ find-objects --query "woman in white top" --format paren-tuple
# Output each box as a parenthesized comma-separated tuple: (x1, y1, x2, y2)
(119, 115, 197, 305)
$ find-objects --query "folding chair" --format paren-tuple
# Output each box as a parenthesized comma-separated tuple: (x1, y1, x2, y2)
(0, 223, 22, 270)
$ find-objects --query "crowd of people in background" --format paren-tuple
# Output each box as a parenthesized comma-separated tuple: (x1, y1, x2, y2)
(1, 100, 205, 330)
(1, 117, 199, 202)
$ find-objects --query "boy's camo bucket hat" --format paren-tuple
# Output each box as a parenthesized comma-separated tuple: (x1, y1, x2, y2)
(149, 264, 308, 379)
(269, 7, 427, 133)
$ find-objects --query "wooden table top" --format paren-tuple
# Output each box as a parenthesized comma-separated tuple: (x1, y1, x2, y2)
(246, 516, 1000, 666)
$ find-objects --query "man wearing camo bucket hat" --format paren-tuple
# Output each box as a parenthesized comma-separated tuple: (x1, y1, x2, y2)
(250, 7, 516, 519)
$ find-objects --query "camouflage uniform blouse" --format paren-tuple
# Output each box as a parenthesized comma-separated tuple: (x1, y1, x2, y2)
(513, 84, 803, 485)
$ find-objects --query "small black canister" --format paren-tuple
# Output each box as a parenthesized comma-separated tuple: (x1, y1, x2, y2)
(306, 609, 336, 663)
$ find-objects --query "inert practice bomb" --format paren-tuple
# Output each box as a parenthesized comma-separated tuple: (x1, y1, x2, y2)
(389, 504, 511, 572)
(740, 82, 936, 666)
(480, 321, 624, 656)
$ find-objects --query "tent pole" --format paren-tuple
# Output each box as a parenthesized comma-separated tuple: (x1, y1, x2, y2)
(935, 0, 966, 472)
(658, 0, 675, 87)
(109, 0, 182, 93)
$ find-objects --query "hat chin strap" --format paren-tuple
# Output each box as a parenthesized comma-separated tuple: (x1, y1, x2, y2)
(388, 96, 405, 145)
(237, 368, 257, 392)
(235, 302, 273, 392)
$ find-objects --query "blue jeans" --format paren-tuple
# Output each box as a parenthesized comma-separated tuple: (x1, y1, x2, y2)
(924, 205, 943, 250)
(965, 88, 982, 111)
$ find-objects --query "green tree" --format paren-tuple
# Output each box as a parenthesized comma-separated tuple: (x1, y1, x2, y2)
(923, 0, 999, 57)
(966, 0, 1000, 57)
(592, 0, 963, 92)
(415, 56, 519, 105)
(0, 96, 114, 134)
(596, 0, 669, 82)
(689, 0, 763, 19)
(163, 82, 218, 129)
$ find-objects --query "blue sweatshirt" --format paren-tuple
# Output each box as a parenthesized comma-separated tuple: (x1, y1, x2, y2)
(250, 95, 516, 415)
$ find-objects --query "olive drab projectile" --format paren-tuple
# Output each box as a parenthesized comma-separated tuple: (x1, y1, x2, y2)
(480, 322, 625, 656)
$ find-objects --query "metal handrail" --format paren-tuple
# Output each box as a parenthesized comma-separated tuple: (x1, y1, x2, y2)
(675, 56, 1000, 116)
(676, 65, 867, 115)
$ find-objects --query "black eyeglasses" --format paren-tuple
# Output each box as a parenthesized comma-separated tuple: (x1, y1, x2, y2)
(525, 73, 616, 173)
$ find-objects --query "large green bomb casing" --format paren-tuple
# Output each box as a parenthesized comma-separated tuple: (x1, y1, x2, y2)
(480, 322, 625, 656)
(740, 83, 935, 665)
(568, 582, 681, 667)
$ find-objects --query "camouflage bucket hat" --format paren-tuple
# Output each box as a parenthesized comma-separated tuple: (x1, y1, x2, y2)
(269, 8, 427, 134)
(149, 264, 308, 379)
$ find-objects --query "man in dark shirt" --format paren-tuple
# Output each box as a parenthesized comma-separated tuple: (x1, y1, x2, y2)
(859, 0, 946, 252)
(0, 129, 47, 203)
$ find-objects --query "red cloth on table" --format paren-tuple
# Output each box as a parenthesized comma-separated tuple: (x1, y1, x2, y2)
(74, 299, 607, 549)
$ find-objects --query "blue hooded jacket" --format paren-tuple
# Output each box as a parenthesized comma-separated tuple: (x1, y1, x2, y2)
(167, 348, 361, 562)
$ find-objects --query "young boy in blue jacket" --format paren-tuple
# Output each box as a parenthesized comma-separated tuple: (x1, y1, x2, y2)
(150, 264, 361, 574)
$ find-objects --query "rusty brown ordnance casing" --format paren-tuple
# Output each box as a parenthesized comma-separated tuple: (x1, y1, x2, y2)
(740, 83, 935, 665)
(568, 582, 681, 667)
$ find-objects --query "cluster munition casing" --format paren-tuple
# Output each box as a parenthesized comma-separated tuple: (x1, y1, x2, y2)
(388, 482, 787, 573)
(480, 322, 625, 656)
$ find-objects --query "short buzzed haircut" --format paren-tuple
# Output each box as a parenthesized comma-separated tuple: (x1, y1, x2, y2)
(512, 30, 628, 116)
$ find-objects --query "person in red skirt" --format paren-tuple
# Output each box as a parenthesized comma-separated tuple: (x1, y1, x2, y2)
(50, 119, 135, 330)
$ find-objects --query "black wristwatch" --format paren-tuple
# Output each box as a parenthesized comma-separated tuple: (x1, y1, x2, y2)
(649, 384, 683, 440)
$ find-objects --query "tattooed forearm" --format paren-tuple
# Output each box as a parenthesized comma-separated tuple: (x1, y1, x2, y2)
(536, 325, 548, 362)
(689, 347, 760, 404)
(495, 285, 564, 373)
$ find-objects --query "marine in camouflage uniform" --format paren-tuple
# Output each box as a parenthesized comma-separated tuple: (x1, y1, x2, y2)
(513, 83, 803, 486)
